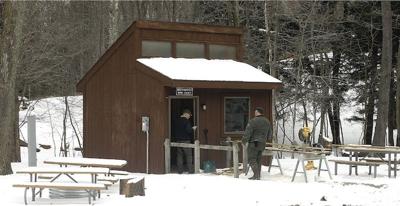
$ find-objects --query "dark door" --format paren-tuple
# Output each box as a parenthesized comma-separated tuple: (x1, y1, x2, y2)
(168, 96, 199, 172)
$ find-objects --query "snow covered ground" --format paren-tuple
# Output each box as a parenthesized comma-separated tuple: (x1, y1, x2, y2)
(1, 96, 399, 205)
(3, 156, 400, 206)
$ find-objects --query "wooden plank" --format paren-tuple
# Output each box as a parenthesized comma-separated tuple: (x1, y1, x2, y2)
(199, 144, 232, 151)
(13, 182, 106, 190)
(194, 140, 200, 173)
(119, 176, 135, 195)
(136, 20, 243, 35)
(329, 160, 381, 166)
(341, 147, 400, 153)
(16, 167, 110, 174)
(109, 170, 129, 176)
(126, 177, 145, 197)
(97, 176, 119, 183)
(233, 143, 239, 178)
(170, 142, 195, 148)
(44, 157, 127, 168)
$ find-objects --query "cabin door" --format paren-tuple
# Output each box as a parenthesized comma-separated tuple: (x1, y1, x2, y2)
(168, 96, 199, 172)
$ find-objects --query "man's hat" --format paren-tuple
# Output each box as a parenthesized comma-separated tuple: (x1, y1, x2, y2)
(255, 107, 264, 114)
(182, 109, 192, 115)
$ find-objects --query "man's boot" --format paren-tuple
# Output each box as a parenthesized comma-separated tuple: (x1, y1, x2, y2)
(256, 163, 262, 180)
(249, 163, 259, 180)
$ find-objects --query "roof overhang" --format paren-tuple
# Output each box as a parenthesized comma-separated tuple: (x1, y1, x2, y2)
(137, 58, 283, 90)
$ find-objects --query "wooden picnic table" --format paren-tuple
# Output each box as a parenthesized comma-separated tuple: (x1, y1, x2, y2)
(44, 157, 127, 169)
(15, 166, 110, 203)
(339, 146, 400, 178)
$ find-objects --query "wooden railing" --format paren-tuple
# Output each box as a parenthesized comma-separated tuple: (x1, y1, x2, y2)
(164, 139, 240, 178)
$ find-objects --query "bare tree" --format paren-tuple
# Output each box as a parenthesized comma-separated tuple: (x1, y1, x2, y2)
(0, 1, 21, 175)
(396, 38, 400, 146)
(372, 1, 392, 146)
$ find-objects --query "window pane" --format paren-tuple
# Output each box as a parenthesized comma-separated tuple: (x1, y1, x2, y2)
(176, 42, 205, 58)
(224, 97, 250, 133)
(142, 40, 172, 57)
(210, 44, 236, 59)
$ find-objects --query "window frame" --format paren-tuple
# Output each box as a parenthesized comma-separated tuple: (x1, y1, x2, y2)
(223, 96, 251, 134)
(141, 40, 172, 58)
(175, 42, 206, 58)
(209, 44, 237, 60)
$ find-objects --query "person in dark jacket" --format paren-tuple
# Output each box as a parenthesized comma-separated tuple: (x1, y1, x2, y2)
(242, 107, 272, 180)
(173, 109, 197, 174)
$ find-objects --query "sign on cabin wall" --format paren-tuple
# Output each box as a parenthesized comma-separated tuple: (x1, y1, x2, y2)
(176, 87, 193, 96)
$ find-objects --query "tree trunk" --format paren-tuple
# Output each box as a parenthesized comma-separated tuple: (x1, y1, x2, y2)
(0, 1, 17, 175)
(264, 1, 279, 143)
(62, 96, 68, 157)
(388, 70, 395, 146)
(13, 97, 21, 162)
(330, 46, 341, 145)
(372, 1, 392, 146)
(396, 39, 400, 146)
(365, 45, 378, 145)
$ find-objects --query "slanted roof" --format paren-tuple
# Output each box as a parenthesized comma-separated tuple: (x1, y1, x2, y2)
(137, 58, 282, 89)
(76, 20, 243, 92)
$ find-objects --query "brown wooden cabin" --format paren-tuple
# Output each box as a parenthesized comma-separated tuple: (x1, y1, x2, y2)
(76, 20, 282, 174)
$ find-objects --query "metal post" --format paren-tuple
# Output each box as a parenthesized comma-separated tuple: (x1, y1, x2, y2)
(146, 130, 149, 174)
(28, 116, 37, 167)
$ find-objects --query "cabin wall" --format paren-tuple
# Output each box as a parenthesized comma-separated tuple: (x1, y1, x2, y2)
(131, 63, 168, 173)
(83, 30, 137, 170)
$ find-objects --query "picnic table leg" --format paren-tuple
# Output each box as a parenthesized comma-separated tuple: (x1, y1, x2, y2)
(374, 165, 377, 178)
(349, 152, 353, 175)
(291, 159, 300, 182)
(88, 191, 92, 204)
(24, 187, 29, 205)
(277, 157, 283, 175)
(388, 154, 392, 178)
(355, 153, 359, 175)
(394, 153, 397, 178)
(29, 174, 34, 202)
(301, 160, 308, 183)
(323, 158, 332, 179)
(318, 158, 322, 176)
(334, 162, 338, 175)
(35, 173, 42, 198)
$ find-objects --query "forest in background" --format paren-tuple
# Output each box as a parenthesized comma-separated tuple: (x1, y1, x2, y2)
(1, 1, 400, 175)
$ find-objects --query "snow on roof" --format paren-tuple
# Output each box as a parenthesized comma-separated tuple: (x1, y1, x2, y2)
(137, 58, 282, 83)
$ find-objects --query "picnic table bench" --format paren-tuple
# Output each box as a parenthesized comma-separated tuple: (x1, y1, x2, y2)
(329, 159, 382, 178)
(339, 146, 400, 178)
(13, 182, 106, 205)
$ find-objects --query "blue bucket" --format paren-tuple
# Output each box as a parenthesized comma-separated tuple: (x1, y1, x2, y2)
(202, 160, 216, 173)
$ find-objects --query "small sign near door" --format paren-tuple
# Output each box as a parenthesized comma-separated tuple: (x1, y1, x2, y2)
(176, 87, 193, 96)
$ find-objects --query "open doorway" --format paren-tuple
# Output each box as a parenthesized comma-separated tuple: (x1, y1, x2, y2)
(168, 96, 198, 173)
